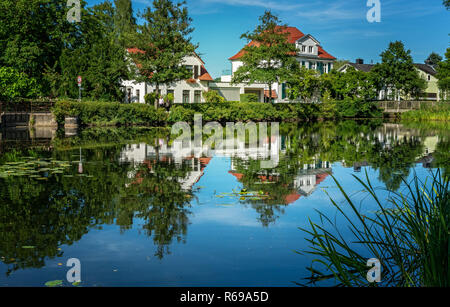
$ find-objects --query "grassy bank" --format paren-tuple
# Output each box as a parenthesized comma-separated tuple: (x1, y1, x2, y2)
(401, 102, 450, 121)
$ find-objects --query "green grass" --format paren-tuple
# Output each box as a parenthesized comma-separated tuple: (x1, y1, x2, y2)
(401, 102, 450, 121)
(299, 170, 449, 287)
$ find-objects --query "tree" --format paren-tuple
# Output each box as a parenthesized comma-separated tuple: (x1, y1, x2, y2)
(129, 0, 196, 109)
(444, 0, 450, 9)
(202, 90, 225, 103)
(114, 0, 136, 48)
(371, 41, 426, 101)
(436, 48, 450, 100)
(285, 66, 321, 102)
(425, 52, 443, 67)
(0, 66, 39, 101)
(231, 11, 298, 103)
(0, 0, 75, 95)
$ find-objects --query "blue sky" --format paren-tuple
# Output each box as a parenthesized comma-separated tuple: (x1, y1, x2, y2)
(89, 0, 449, 78)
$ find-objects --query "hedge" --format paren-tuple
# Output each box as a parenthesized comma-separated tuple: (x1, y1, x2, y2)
(167, 102, 320, 123)
(52, 100, 168, 126)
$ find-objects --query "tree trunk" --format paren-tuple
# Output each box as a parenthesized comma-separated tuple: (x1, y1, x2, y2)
(155, 84, 159, 110)
(268, 83, 273, 104)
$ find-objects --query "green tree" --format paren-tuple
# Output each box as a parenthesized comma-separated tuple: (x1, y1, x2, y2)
(425, 52, 443, 67)
(444, 0, 450, 9)
(203, 90, 225, 103)
(285, 66, 322, 102)
(114, 0, 136, 48)
(231, 11, 298, 103)
(129, 0, 196, 109)
(371, 41, 426, 101)
(436, 48, 450, 100)
(0, 0, 75, 95)
(0, 67, 39, 101)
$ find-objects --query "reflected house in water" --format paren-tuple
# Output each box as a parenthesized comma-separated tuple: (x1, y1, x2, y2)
(120, 142, 212, 191)
(294, 161, 331, 197)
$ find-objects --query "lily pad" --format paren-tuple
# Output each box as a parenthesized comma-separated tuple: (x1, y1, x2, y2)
(45, 280, 63, 287)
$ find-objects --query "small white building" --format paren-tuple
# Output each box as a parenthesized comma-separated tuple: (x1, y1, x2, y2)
(122, 49, 214, 104)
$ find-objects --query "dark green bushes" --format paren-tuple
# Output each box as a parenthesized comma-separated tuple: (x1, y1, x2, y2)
(52, 100, 168, 126)
(240, 93, 259, 102)
(167, 102, 320, 123)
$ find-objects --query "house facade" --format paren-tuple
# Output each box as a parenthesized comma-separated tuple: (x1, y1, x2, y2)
(214, 26, 336, 103)
(338, 59, 441, 101)
(122, 50, 214, 104)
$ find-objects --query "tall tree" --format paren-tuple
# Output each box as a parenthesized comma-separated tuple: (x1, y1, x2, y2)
(371, 41, 426, 101)
(444, 0, 450, 9)
(114, 0, 136, 48)
(129, 0, 196, 109)
(436, 48, 450, 100)
(425, 52, 443, 67)
(231, 11, 298, 103)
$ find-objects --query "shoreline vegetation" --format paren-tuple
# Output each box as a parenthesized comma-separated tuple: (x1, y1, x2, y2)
(49, 99, 449, 127)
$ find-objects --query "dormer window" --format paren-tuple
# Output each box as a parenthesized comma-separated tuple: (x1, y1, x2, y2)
(301, 46, 306, 53)
(309, 46, 313, 53)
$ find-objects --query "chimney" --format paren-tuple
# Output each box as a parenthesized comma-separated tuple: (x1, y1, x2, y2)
(356, 58, 364, 64)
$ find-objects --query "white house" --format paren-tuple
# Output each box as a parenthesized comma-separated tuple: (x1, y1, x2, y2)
(122, 49, 214, 104)
(214, 26, 336, 103)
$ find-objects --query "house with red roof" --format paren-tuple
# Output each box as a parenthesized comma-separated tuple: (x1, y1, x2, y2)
(210, 26, 336, 103)
(122, 50, 214, 103)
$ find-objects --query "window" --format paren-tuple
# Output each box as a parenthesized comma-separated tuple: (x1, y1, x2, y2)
(301, 46, 306, 53)
(183, 90, 190, 103)
(428, 75, 431, 81)
(136, 89, 140, 103)
(308, 46, 313, 53)
(194, 66, 200, 79)
(194, 90, 201, 103)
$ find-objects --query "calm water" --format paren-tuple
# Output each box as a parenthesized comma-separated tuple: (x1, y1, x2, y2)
(0, 121, 448, 286)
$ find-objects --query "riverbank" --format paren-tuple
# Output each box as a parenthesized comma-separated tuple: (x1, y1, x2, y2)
(400, 102, 450, 121)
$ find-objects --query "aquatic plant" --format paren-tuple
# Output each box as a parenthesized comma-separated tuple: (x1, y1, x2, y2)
(299, 169, 449, 287)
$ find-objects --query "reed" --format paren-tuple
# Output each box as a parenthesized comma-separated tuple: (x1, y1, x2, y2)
(299, 169, 449, 287)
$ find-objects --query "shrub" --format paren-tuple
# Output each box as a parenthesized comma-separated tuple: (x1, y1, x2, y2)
(202, 90, 225, 103)
(144, 92, 159, 105)
(0, 66, 40, 101)
(52, 100, 168, 126)
(240, 93, 259, 102)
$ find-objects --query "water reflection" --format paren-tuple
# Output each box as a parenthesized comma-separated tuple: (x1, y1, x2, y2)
(0, 121, 448, 284)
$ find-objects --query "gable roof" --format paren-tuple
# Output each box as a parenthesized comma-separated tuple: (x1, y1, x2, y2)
(126, 48, 214, 81)
(342, 62, 437, 76)
(229, 26, 336, 61)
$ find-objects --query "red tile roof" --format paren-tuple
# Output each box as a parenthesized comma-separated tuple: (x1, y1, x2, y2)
(229, 26, 335, 61)
(127, 48, 214, 81)
(264, 90, 278, 99)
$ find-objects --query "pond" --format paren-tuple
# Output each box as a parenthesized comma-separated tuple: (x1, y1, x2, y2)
(0, 120, 448, 286)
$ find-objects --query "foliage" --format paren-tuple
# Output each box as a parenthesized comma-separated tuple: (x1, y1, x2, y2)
(286, 66, 322, 102)
(240, 93, 259, 102)
(129, 0, 196, 109)
(231, 11, 298, 103)
(0, 66, 40, 101)
(52, 100, 168, 126)
(425, 52, 443, 67)
(436, 48, 450, 98)
(321, 67, 378, 101)
(401, 102, 450, 121)
(167, 102, 320, 123)
(202, 90, 225, 103)
(371, 41, 426, 100)
(145, 92, 159, 105)
(300, 170, 449, 287)
(113, 0, 136, 48)
(0, 1, 131, 101)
